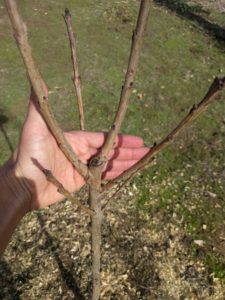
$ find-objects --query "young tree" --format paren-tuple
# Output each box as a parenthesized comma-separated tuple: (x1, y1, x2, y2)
(4, 0, 225, 299)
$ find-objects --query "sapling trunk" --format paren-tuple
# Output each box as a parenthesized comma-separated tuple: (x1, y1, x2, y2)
(89, 185, 102, 300)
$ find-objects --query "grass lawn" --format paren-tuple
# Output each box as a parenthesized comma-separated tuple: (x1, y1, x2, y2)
(0, 0, 225, 298)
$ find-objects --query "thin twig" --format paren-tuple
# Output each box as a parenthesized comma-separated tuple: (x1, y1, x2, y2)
(43, 169, 94, 215)
(63, 8, 85, 130)
(89, 0, 151, 170)
(103, 77, 225, 191)
(5, 0, 88, 179)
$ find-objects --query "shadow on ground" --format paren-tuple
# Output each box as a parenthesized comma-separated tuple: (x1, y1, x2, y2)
(0, 112, 14, 153)
(154, 0, 225, 45)
(37, 213, 85, 300)
(0, 259, 21, 300)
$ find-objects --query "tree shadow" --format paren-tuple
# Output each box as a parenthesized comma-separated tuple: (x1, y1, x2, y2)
(36, 213, 85, 300)
(0, 257, 38, 300)
(104, 211, 164, 299)
(0, 112, 14, 153)
(154, 0, 225, 46)
(0, 258, 21, 300)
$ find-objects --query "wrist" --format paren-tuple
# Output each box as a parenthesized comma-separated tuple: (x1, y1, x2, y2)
(0, 162, 32, 216)
(0, 162, 34, 254)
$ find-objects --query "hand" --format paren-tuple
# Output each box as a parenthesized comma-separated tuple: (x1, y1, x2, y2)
(7, 85, 148, 210)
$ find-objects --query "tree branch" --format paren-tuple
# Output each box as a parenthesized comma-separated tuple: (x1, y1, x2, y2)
(103, 77, 225, 190)
(89, 0, 151, 169)
(63, 8, 85, 131)
(43, 169, 94, 215)
(5, 0, 88, 179)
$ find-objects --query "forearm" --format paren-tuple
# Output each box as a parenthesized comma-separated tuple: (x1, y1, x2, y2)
(0, 164, 31, 255)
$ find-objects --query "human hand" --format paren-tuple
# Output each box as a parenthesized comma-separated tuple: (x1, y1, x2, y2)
(6, 85, 148, 210)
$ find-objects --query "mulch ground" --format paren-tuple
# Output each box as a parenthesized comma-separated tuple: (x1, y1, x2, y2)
(1, 184, 224, 299)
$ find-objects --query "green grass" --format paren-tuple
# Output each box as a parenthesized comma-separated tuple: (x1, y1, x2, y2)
(0, 0, 225, 282)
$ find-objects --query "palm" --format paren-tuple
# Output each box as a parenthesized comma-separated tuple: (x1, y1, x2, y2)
(14, 90, 148, 210)
(16, 110, 96, 208)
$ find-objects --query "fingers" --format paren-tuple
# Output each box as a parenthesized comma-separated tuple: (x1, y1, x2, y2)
(102, 154, 148, 179)
(105, 159, 137, 172)
(78, 146, 149, 164)
(102, 147, 149, 179)
(65, 131, 148, 180)
(113, 134, 144, 148)
(68, 131, 144, 149)
(108, 147, 149, 161)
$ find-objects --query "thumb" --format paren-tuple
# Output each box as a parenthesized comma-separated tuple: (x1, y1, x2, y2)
(23, 81, 50, 136)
